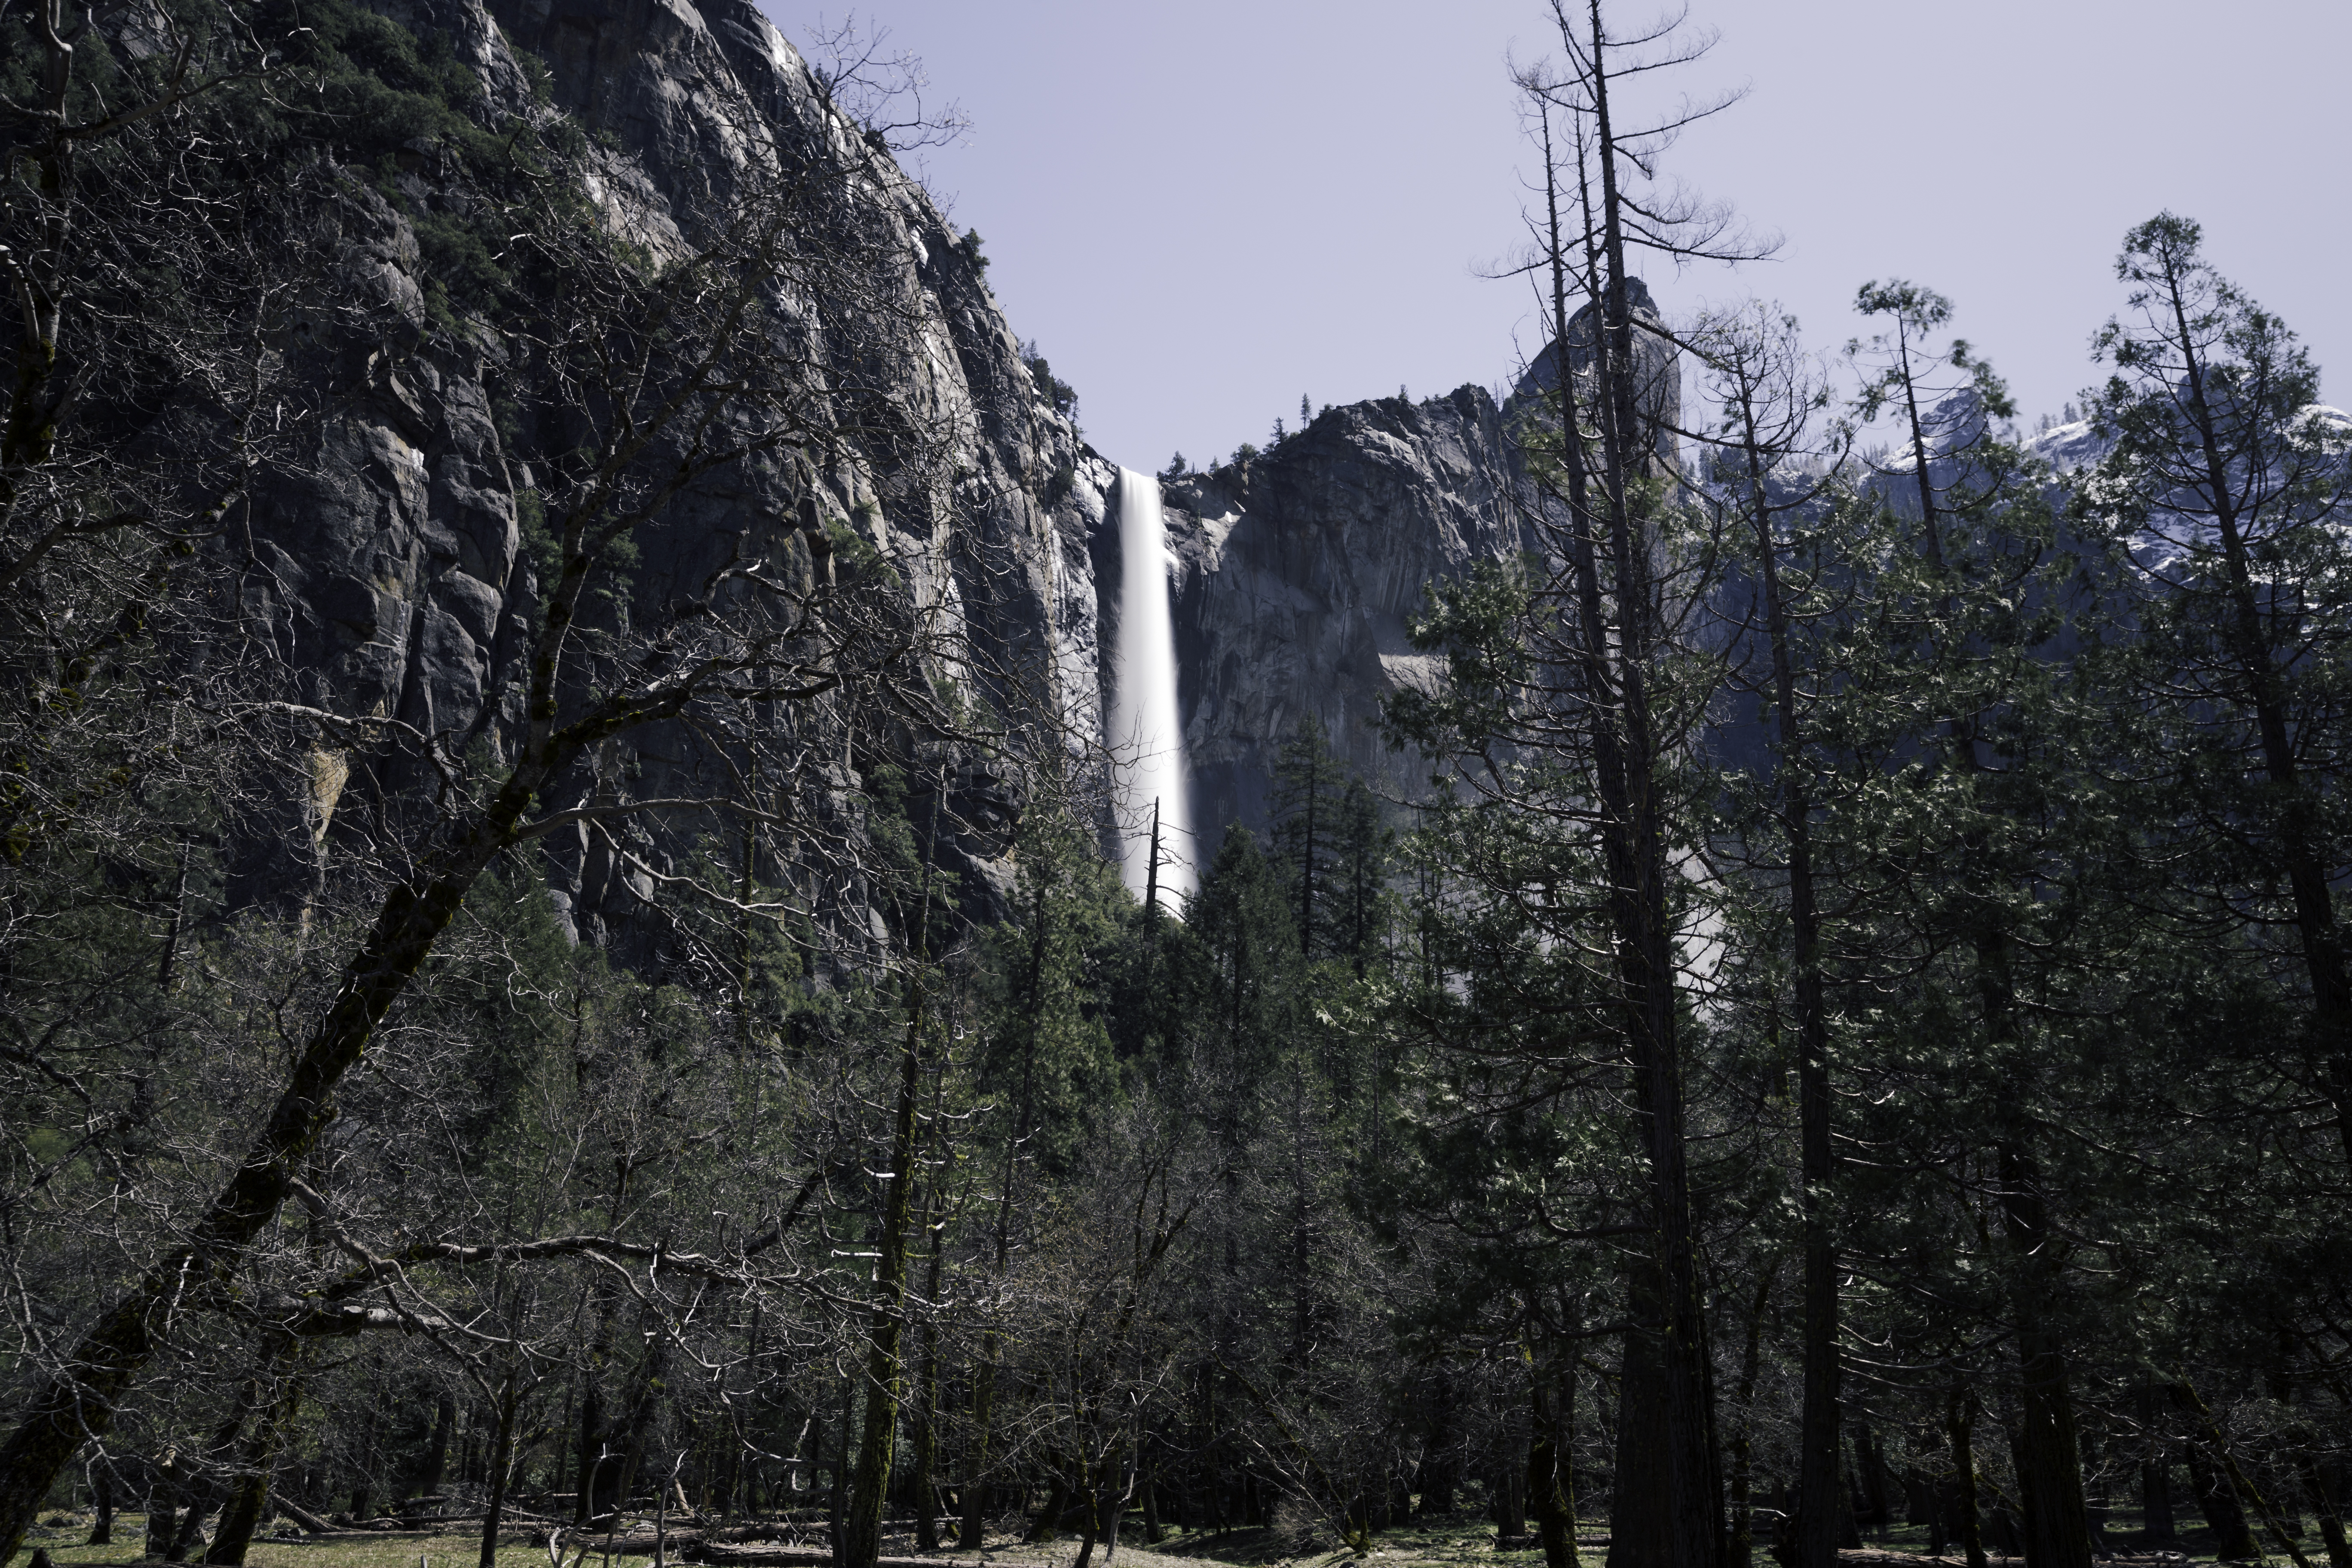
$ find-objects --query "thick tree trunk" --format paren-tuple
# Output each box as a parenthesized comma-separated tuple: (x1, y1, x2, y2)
(572, 1380, 602, 1529)
(1981, 931, 2091, 1568)
(1071, 1464, 1103, 1568)
(1423, 1382, 1456, 1518)
(167, 1496, 209, 1562)
(2141, 1458, 2177, 1547)
(827, 1382, 849, 1556)
(1100, 1452, 1130, 1565)
(2297, 1455, 2352, 1568)
(1576, 28, 1721, 1559)
(961, 878, 1047, 1555)
(2137, 1388, 2176, 1548)
(2184, 1442, 2257, 1561)
(1029, 1476, 1070, 1544)
(1608, 1283, 1674, 1568)
(1733, 400, 1841, 1568)
(1853, 1427, 1891, 1538)
(2174, 1387, 2314, 1568)
(1833, 1442, 1858, 1552)
(1498, 1461, 1527, 1539)
(1531, 1371, 1581, 1568)
(957, 1358, 994, 1550)
(205, 1362, 307, 1567)
(2010, 1326, 2092, 1568)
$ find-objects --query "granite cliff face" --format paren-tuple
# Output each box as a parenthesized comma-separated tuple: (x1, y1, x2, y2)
(1134, 282, 1680, 857)
(1146, 390, 1528, 842)
(240, 0, 1667, 919)
(230, 0, 1118, 935)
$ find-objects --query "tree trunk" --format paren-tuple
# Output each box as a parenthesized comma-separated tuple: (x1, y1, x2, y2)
(1850, 1427, 1889, 1538)
(206, 1359, 308, 1567)
(840, 968, 928, 1568)
(1029, 1476, 1070, 1544)
(2297, 1455, 2352, 1568)
(2174, 1386, 2314, 1568)
(1101, 1452, 1131, 1565)
(167, 1501, 208, 1563)
(2010, 1325, 2092, 1568)
(1983, 937, 2091, 1568)
(477, 1368, 524, 1568)
(1833, 1440, 1858, 1553)
(418, 1394, 456, 1502)
(1948, 1393, 1986, 1568)
(961, 875, 1047, 1557)
(1564, 30, 1722, 1558)
(1498, 1460, 1527, 1540)
(1072, 1465, 1101, 1568)
(2184, 1444, 2257, 1561)
(1726, 1271, 1773, 1568)
(146, 1456, 182, 1560)
(828, 1381, 849, 1558)
(1531, 1370, 1581, 1568)
(86, 1463, 112, 1547)
(2137, 1387, 2176, 1548)
(1608, 1285, 1674, 1568)
(957, 1358, 994, 1552)
(2141, 1457, 2177, 1548)
(909, 1173, 946, 1553)
(1748, 413, 1841, 1568)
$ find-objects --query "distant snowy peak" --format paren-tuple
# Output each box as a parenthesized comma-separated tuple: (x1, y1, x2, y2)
(2025, 403, 2352, 474)
(2026, 418, 2107, 473)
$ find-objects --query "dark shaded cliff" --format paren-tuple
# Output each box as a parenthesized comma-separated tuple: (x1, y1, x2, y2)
(212, 0, 1125, 938)
(1145, 280, 1681, 858)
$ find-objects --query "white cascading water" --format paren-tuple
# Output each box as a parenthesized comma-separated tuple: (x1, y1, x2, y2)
(1111, 467, 1194, 911)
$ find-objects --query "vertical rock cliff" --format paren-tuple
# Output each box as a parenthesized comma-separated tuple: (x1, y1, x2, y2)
(1146, 389, 1528, 845)
(1135, 279, 1680, 860)
(232, 0, 1121, 934)
(209, 0, 1681, 921)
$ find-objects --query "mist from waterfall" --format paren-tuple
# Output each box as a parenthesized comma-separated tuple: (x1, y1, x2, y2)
(1111, 467, 1194, 912)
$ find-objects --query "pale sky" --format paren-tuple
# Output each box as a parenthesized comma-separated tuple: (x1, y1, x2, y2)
(766, 0, 2352, 475)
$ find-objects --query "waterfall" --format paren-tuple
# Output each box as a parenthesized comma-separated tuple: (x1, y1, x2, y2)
(1111, 467, 1194, 911)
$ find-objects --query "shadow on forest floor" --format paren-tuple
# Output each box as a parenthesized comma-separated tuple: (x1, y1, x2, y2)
(16, 1509, 2304, 1568)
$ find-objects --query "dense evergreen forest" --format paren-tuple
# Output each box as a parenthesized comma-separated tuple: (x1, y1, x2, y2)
(3, 5, 2349, 1568)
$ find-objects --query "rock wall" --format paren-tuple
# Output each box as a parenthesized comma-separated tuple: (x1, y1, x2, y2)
(234, 0, 1681, 923)
(1147, 390, 1528, 851)
(232, 0, 1115, 936)
(1131, 282, 1681, 861)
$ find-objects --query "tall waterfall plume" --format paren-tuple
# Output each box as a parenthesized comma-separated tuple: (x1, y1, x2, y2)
(1111, 468, 1194, 911)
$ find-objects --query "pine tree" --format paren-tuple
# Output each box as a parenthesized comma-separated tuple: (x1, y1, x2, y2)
(2082, 211, 2352, 1170)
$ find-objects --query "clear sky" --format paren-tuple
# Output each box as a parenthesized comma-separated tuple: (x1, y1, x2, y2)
(765, 0, 2352, 476)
